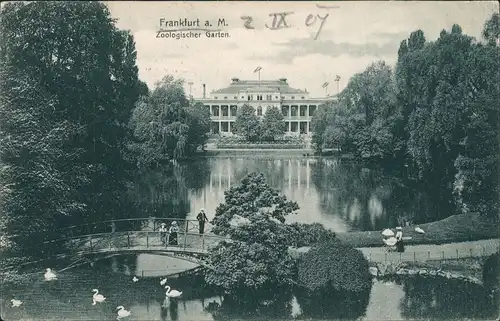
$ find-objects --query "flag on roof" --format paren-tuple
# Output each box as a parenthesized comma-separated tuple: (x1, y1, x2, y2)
(335, 75, 341, 81)
(254, 66, 262, 73)
(322, 82, 329, 88)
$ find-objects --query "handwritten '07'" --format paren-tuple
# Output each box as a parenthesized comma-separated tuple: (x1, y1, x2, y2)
(240, 4, 339, 40)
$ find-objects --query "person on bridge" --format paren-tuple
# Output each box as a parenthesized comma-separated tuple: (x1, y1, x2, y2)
(169, 221, 179, 246)
(159, 223, 168, 245)
(196, 209, 209, 235)
(395, 226, 405, 253)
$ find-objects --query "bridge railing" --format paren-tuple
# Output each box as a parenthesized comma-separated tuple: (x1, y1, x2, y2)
(363, 243, 500, 263)
(47, 218, 212, 241)
(42, 231, 228, 257)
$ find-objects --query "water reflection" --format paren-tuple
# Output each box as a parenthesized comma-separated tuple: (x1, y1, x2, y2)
(2, 255, 498, 321)
(180, 157, 443, 232)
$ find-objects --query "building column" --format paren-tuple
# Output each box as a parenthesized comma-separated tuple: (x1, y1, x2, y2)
(218, 121, 222, 133)
(288, 121, 291, 132)
(306, 159, 310, 190)
(228, 121, 231, 134)
(288, 106, 291, 117)
(307, 105, 310, 118)
(307, 121, 310, 134)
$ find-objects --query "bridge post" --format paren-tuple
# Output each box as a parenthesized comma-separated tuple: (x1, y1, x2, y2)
(469, 248, 472, 257)
(456, 249, 459, 260)
(183, 232, 187, 250)
(413, 251, 416, 262)
(127, 232, 130, 248)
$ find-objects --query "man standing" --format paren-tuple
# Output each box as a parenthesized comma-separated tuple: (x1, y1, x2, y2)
(196, 209, 209, 234)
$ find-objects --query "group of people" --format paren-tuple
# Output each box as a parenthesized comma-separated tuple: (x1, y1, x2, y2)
(158, 209, 209, 246)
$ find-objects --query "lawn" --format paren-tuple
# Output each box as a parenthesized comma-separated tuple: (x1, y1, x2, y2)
(336, 213, 499, 248)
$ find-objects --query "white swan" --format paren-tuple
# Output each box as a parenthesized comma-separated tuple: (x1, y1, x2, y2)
(415, 226, 425, 234)
(132, 276, 139, 282)
(92, 289, 106, 305)
(165, 285, 182, 298)
(11, 299, 23, 307)
(44, 268, 57, 281)
(160, 277, 168, 286)
(116, 306, 131, 319)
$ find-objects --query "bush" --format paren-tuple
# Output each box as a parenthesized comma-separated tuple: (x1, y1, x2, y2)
(297, 239, 371, 293)
(285, 223, 337, 247)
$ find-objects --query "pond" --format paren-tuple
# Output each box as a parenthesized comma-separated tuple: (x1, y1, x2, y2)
(1, 254, 498, 320)
(130, 156, 450, 232)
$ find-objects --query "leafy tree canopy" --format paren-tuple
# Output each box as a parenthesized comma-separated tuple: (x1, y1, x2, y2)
(205, 173, 299, 300)
(129, 75, 210, 167)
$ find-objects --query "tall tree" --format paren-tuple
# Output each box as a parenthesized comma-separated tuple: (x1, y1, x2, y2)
(129, 76, 210, 167)
(261, 106, 286, 141)
(233, 104, 261, 142)
(0, 1, 143, 255)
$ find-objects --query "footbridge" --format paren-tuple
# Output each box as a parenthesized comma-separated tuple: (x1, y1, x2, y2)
(41, 218, 229, 269)
(38, 218, 499, 270)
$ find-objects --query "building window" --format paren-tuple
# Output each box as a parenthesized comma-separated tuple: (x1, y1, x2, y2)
(291, 106, 298, 117)
(291, 96, 295, 100)
(221, 105, 229, 117)
(230, 105, 237, 117)
(266, 94, 272, 100)
(301, 96, 305, 99)
(257, 106, 262, 116)
(282, 105, 289, 116)
(214, 96, 218, 99)
(224, 96, 227, 99)
(257, 95, 263, 101)
(275, 96, 278, 99)
(309, 105, 317, 116)
(300, 105, 307, 117)
(212, 106, 220, 116)
(248, 95, 252, 101)
(241, 96, 245, 99)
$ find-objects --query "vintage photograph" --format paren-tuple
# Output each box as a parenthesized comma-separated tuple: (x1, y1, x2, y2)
(0, 1, 499, 320)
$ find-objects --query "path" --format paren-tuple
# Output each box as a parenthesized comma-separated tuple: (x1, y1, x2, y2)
(356, 238, 499, 263)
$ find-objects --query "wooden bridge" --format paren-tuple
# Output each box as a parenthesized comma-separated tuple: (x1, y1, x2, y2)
(38, 218, 499, 270)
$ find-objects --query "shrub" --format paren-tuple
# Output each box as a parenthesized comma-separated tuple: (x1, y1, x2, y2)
(285, 223, 337, 247)
(297, 239, 371, 293)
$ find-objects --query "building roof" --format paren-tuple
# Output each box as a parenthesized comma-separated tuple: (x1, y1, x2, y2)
(211, 79, 307, 95)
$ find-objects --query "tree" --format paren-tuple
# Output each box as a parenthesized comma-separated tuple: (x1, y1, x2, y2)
(482, 13, 500, 46)
(232, 104, 261, 142)
(311, 61, 403, 161)
(128, 75, 210, 167)
(205, 173, 299, 302)
(297, 240, 371, 293)
(261, 106, 286, 141)
(0, 1, 143, 256)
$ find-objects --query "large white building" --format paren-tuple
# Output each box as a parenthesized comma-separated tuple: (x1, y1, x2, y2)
(197, 78, 337, 135)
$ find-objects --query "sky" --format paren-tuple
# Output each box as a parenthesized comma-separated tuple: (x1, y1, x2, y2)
(106, 1, 498, 98)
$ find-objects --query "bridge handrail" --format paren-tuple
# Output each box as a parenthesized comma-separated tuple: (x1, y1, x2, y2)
(50, 217, 204, 233)
(43, 230, 229, 244)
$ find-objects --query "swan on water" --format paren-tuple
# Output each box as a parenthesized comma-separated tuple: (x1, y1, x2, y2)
(414, 226, 425, 234)
(132, 276, 139, 282)
(44, 268, 57, 281)
(165, 285, 182, 298)
(91, 289, 106, 305)
(116, 306, 131, 319)
(160, 277, 168, 286)
(11, 299, 23, 307)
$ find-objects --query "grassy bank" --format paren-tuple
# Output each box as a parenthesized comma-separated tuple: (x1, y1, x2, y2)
(337, 213, 499, 248)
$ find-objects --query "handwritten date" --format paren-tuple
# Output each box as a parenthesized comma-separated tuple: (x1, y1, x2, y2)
(241, 4, 338, 40)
